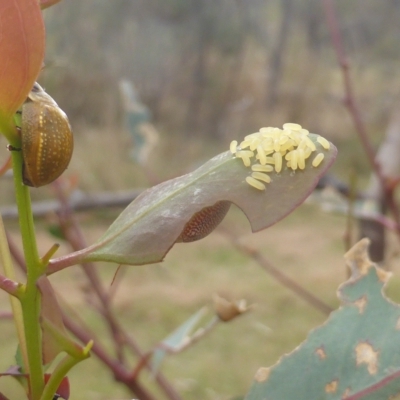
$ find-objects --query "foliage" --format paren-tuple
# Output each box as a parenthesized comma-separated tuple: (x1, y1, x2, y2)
(79, 141, 335, 267)
(1, 1, 400, 400)
(0, 1, 337, 399)
(247, 239, 400, 400)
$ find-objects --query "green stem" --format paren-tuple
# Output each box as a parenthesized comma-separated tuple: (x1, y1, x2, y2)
(11, 149, 45, 400)
(40, 354, 74, 400)
(0, 114, 20, 146)
(40, 344, 91, 400)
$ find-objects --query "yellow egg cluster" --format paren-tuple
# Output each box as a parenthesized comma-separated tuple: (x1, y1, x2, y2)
(230, 123, 330, 190)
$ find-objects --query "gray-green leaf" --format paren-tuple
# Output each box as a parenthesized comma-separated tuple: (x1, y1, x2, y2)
(246, 239, 400, 400)
(85, 135, 336, 265)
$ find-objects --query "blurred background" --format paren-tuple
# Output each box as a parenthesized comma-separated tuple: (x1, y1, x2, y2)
(2, 1, 400, 399)
(40, 0, 400, 189)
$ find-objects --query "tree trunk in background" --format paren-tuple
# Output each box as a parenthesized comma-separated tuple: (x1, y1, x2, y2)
(266, 0, 295, 108)
(359, 105, 400, 262)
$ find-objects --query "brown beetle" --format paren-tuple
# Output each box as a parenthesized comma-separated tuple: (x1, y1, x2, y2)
(176, 201, 231, 243)
(20, 82, 73, 187)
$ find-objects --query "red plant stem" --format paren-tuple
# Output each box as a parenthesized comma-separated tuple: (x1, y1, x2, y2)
(7, 229, 156, 400)
(62, 314, 156, 400)
(6, 232, 26, 272)
(53, 181, 129, 361)
(0, 274, 19, 296)
(224, 232, 333, 315)
(343, 368, 400, 400)
(321, 0, 400, 237)
(52, 181, 182, 400)
(6, 203, 182, 400)
(385, 186, 400, 235)
(59, 222, 126, 362)
(321, 0, 381, 176)
(47, 246, 95, 274)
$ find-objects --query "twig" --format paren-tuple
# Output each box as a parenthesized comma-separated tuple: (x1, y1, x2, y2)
(0, 275, 19, 296)
(223, 231, 333, 315)
(343, 171, 358, 255)
(62, 313, 156, 400)
(53, 181, 127, 361)
(342, 368, 400, 400)
(321, 0, 381, 176)
(321, 0, 400, 238)
(6, 232, 155, 400)
(0, 188, 143, 220)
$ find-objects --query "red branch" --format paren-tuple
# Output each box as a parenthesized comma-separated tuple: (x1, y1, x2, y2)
(343, 368, 400, 400)
(321, 0, 400, 237)
(222, 230, 333, 315)
(321, 0, 381, 176)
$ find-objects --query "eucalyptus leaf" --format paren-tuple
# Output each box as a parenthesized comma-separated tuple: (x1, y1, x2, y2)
(84, 135, 336, 265)
(246, 239, 400, 400)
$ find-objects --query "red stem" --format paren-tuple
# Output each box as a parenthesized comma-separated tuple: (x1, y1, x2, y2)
(52, 181, 182, 400)
(223, 230, 333, 315)
(0, 275, 19, 296)
(321, 0, 381, 176)
(62, 315, 156, 400)
(343, 368, 400, 400)
(321, 0, 400, 236)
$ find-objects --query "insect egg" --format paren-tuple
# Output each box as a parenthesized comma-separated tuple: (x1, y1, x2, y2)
(283, 122, 302, 131)
(251, 172, 271, 183)
(317, 136, 331, 150)
(251, 164, 274, 172)
(230, 140, 238, 154)
(245, 176, 265, 190)
(290, 150, 298, 170)
(297, 149, 306, 170)
(239, 139, 251, 149)
(230, 123, 332, 189)
(312, 152, 325, 167)
(304, 136, 316, 151)
(304, 146, 312, 158)
(256, 145, 267, 165)
(273, 152, 282, 173)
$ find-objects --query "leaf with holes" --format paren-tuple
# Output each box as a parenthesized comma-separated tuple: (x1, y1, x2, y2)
(79, 135, 336, 266)
(246, 239, 400, 400)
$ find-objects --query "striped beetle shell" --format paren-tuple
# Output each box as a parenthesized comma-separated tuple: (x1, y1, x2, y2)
(21, 83, 73, 187)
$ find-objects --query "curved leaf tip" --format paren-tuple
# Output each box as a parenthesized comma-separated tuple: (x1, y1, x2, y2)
(83, 124, 337, 266)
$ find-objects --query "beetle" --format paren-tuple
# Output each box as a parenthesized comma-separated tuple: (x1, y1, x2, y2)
(18, 82, 73, 187)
